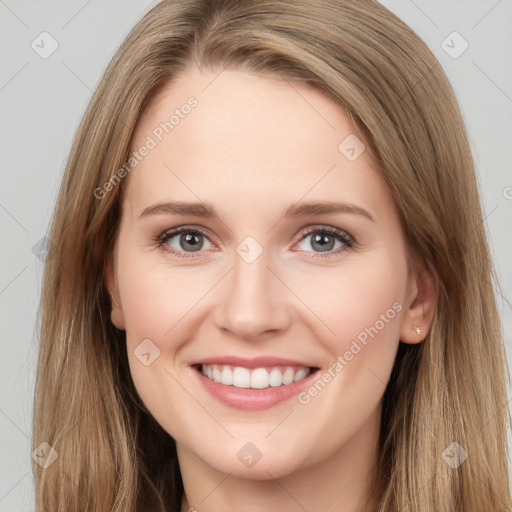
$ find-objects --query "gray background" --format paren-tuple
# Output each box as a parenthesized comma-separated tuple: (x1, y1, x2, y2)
(1, 1, 511, 510)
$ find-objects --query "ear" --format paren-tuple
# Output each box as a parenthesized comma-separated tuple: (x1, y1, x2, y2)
(104, 248, 126, 330)
(399, 260, 436, 344)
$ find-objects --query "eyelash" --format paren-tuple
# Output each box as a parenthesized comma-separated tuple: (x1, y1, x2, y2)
(154, 225, 355, 259)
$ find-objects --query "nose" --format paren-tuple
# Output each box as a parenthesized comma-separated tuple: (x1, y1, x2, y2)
(212, 249, 292, 341)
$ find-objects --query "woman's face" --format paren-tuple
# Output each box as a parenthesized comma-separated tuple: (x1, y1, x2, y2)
(106, 68, 428, 480)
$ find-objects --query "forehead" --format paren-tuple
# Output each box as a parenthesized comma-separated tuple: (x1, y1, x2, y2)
(124, 68, 391, 220)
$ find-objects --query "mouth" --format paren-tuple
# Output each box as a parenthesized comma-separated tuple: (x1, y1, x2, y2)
(190, 358, 320, 410)
(192, 363, 318, 389)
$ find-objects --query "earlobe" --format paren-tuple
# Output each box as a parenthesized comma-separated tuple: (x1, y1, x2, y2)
(104, 250, 126, 330)
(399, 263, 436, 344)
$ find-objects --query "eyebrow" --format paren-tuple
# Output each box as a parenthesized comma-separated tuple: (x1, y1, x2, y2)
(139, 200, 375, 222)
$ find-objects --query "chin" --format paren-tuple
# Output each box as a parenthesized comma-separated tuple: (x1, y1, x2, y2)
(198, 440, 309, 480)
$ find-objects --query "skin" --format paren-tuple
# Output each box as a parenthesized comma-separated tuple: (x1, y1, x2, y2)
(105, 68, 435, 512)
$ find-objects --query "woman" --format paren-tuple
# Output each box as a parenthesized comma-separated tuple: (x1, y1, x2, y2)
(32, 0, 512, 510)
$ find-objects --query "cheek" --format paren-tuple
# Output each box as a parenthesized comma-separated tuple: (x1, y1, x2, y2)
(289, 254, 407, 428)
(116, 246, 223, 426)
(117, 254, 203, 439)
(290, 251, 407, 429)
(117, 243, 207, 343)
(337, 268, 403, 356)
(292, 252, 407, 351)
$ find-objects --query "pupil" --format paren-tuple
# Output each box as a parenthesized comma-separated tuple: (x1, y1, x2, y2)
(312, 233, 333, 252)
(177, 232, 335, 253)
(181, 232, 202, 252)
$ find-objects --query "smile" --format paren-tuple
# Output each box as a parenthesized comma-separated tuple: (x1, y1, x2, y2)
(190, 356, 320, 410)
(199, 364, 312, 389)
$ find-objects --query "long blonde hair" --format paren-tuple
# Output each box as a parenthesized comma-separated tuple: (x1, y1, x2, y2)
(32, 1, 512, 510)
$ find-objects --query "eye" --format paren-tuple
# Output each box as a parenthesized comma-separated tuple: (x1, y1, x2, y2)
(295, 226, 354, 257)
(156, 226, 214, 258)
(155, 224, 354, 259)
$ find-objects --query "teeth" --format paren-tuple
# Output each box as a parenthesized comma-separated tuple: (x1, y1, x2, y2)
(294, 368, 309, 382)
(233, 367, 251, 388)
(282, 367, 294, 385)
(200, 364, 311, 389)
(250, 368, 269, 389)
(269, 367, 282, 387)
(221, 365, 233, 385)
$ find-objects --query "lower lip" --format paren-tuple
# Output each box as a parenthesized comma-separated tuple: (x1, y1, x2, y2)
(192, 367, 318, 411)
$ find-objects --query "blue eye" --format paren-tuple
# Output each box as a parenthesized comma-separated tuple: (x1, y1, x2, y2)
(155, 225, 354, 259)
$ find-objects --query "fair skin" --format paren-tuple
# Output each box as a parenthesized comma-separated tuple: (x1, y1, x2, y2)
(105, 68, 435, 512)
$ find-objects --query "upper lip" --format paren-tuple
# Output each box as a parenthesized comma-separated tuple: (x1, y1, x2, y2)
(190, 355, 315, 369)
